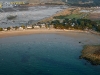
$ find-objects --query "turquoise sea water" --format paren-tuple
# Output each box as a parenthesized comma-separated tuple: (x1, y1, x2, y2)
(0, 34, 100, 75)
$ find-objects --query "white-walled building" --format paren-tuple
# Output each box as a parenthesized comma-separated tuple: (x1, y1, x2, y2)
(27, 25, 33, 29)
(33, 26, 40, 29)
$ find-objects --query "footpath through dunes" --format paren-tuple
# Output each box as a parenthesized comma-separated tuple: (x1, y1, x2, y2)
(79, 45, 100, 65)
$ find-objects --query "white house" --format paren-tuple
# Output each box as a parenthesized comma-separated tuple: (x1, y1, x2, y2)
(33, 25, 40, 29)
(40, 23, 46, 28)
(27, 25, 32, 29)
(49, 25, 54, 28)
(18, 27, 24, 30)
(3, 28, 7, 31)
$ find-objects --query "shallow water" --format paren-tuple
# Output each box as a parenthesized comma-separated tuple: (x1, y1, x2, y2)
(0, 5, 65, 28)
(0, 34, 100, 75)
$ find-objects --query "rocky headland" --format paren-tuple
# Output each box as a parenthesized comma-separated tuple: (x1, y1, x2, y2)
(79, 45, 100, 65)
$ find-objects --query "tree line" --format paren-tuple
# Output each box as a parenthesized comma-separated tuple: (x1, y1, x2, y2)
(51, 18, 100, 31)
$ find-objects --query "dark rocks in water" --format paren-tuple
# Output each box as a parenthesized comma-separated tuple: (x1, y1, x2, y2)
(79, 45, 100, 65)
(79, 42, 81, 43)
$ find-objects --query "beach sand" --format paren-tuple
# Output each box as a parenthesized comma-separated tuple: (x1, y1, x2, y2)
(0, 29, 100, 44)
(0, 29, 64, 38)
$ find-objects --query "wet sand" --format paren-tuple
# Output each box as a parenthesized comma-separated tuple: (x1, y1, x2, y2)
(0, 29, 64, 38)
(0, 29, 100, 44)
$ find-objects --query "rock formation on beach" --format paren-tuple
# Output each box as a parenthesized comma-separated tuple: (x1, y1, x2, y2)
(80, 45, 100, 65)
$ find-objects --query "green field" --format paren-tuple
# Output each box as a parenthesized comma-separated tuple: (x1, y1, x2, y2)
(65, 14, 82, 19)
(54, 14, 83, 19)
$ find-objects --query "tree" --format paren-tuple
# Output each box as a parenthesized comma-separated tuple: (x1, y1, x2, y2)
(74, 25, 79, 29)
(21, 25, 25, 29)
(0, 28, 3, 31)
(65, 24, 70, 29)
(97, 25, 100, 32)
(45, 24, 48, 28)
(7, 27, 11, 31)
(86, 23, 92, 29)
(15, 26, 19, 30)
(51, 20, 60, 25)
(80, 21, 85, 30)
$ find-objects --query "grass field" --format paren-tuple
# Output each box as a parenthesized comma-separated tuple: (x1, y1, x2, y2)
(54, 13, 89, 19)
(65, 14, 82, 19)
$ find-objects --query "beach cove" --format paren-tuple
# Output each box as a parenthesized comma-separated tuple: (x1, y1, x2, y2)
(0, 5, 100, 75)
(0, 29, 100, 75)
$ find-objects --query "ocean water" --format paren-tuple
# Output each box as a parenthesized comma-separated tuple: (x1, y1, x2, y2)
(0, 34, 100, 75)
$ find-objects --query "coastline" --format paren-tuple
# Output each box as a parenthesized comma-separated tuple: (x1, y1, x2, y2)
(79, 45, 100, 65)
(40, 7, 75, 22)
(0, 29, 100, 38)
(1, 28, 100, 65)
(0, 29, 86, 38)
(0, 5, 100, 65)
(0, 29, 64, 38)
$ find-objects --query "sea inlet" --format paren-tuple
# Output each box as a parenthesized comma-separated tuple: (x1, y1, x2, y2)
(0, 33, 100, 75)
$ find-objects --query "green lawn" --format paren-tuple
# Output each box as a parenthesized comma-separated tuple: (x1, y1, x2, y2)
(65, 14, 82, 19)
(54, 13, 89, 19)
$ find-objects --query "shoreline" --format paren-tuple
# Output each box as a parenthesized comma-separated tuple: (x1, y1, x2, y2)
(79, 45, 100, 65)
(1, 28, 100, 65)
(0, 29, 87, 38)
(0, 29, 67, 38)
(40, 7, 73, 22)
(0, 5, 100, 66)
(0, 28, 99, 38)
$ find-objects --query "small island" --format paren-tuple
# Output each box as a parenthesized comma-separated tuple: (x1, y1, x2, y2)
(79, 45, 100, 65)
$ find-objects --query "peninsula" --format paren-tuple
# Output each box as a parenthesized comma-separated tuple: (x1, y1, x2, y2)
(79, 45, 100, 65)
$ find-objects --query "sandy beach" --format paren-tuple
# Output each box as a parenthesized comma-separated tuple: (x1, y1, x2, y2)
(0, 29, 100, 45)
(0, 29, 91, 38)
(0, 29, 64, 38)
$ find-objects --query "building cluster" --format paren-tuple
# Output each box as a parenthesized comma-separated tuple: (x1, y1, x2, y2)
(0, 1, 26, 8)
(0, 22, 54, 31)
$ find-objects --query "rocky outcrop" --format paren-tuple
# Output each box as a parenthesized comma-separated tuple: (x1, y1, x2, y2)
(79, 45, 100, 65)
